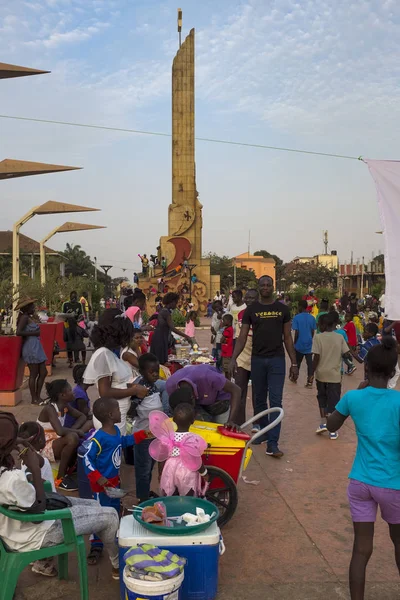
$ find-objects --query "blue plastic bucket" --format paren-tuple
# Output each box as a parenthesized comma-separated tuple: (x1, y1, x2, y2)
(123, 567, 184, 600)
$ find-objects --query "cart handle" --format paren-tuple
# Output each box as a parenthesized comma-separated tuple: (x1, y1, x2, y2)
(238, 408, 284, 480)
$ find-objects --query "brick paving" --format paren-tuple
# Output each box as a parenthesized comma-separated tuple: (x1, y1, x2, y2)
(5, 323, 400, 599)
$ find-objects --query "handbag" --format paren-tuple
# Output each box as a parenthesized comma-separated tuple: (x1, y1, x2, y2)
(45, 492, 72, 511)
(203, 399, 230, 417)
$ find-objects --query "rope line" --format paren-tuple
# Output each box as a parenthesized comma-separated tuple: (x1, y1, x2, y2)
(0, 114, 361, 161)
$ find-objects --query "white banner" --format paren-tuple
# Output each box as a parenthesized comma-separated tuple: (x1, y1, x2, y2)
(365, 159, 400, 320)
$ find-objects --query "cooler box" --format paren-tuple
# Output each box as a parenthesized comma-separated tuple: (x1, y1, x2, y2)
(118, 516, 221, 600)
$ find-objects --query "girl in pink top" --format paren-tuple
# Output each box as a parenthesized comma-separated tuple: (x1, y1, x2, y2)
(124, 292, 146, 325)
(185, 311, 197, 338)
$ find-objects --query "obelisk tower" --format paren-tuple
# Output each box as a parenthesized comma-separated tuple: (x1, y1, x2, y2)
(168, 28, 202, 262)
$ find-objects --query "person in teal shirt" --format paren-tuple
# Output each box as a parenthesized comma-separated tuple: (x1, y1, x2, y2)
(327, 336, 400, 600)
(315, 298, 329, 333)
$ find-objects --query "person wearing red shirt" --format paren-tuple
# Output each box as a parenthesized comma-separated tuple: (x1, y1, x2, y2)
(221, 314, 234, 379)
(343, 312, 357, 349)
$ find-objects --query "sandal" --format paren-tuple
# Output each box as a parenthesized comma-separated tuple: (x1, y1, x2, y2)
(87, 546, 103, 565)
(31, 560, 58, 577)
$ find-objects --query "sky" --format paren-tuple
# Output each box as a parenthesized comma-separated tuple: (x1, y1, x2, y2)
(0, 0, 399, 277)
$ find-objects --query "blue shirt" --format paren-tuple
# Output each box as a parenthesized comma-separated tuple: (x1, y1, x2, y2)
(292, 312, 317, 354)
(84, 426, 135, 482)
(356, 336, 380, 362)
(336, 388, 400, 489)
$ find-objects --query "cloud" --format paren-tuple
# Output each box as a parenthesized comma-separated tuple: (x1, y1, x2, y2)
(194, 0, 400, 148)
(26, 21, 110, 48)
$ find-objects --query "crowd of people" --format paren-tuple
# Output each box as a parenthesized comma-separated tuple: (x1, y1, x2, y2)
(2, 277, 400, 599)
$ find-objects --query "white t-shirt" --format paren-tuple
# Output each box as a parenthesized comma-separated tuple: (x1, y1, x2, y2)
(0, 468, 54, 551)
(84, 347, 133, 390)
(226, 302, 247, 338)
(22, 456, 56, 492)
(121, 347, 140, 379)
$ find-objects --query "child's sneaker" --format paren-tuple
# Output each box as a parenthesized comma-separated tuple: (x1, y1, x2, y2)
(346, 366, 357, 375)
(329, 431, 339, 440)
(316, 423, 328, 434)
(112, 567, 120, 580)
(251, 424, 260, 434)
(55, 476, 78, 492)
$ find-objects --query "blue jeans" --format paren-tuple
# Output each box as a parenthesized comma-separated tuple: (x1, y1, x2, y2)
(251, 355, 286, 447)
(134, 438, 154, 501)
(155, 379, 170, 415)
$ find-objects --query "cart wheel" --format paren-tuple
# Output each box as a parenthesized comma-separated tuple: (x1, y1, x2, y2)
(205, 466, 238, 527)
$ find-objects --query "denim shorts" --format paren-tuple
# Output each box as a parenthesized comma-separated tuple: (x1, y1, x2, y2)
(348, 479, 400, 523)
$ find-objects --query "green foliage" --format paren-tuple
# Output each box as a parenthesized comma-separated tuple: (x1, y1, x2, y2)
(62, 243, 95, 277)
(254, 249, 283, 266)
(315, 287, 337, 306)
(371, 282, 384, 298)
(172, 309, 187, 327)
(288, 286, 308, 305)
(282, 262, 337, 289)
(0, 275, 104, 314)
(205, 252, 257, 292)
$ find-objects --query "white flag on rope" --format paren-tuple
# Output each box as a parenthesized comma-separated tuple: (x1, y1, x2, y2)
(365, 159, 400, 320)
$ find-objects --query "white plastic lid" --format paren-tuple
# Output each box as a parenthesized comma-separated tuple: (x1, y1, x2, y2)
(118, 515, 220, 547)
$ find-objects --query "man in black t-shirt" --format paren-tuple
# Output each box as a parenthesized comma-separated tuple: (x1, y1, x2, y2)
(230, 276, 298, 458)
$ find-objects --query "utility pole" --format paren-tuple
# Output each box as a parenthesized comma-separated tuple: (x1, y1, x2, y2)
(233, 259, 237, 288)
(94, 256, 97, 281)
(323, 230, 328, 254)
(100, 265, 113, 298)
(177, 8, 182, 48)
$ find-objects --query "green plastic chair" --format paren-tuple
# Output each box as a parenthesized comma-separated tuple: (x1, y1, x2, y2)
(0, 483, 88, 600)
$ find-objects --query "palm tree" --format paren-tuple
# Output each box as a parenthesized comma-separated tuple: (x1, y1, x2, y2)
(62, 243, 94, 277)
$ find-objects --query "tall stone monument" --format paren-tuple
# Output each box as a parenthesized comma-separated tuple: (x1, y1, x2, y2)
(153, 27, 218, 312)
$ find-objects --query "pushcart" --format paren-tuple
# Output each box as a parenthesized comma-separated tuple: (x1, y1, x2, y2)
(190, 408, 284, 526)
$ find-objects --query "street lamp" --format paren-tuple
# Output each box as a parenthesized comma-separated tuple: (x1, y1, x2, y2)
(12, 200, 98, 328)
(187, 263, 197, 302)
(100, 265, 113, 299)
(40, 222, 105, 284)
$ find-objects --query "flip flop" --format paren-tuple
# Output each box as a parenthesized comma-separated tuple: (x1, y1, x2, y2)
(31, 560, 58, 577)
(87, 546, 103, 565)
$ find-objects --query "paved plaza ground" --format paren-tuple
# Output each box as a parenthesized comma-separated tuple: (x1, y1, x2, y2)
(6, 322, 400, 599)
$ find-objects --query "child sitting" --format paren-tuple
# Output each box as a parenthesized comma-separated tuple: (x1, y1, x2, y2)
(149, 404, 208, 497)
(19, 421, 56, 491)
(38, 379, 87, 491)
(64, 364, 93, 430)
(121, 329, 144, 379)
(18, 421, 57, 577)
(84, 397, 148, 565)
(221, 313, 234, 378)
(129, 353, 163, 503)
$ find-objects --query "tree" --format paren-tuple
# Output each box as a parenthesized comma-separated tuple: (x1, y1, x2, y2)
(205, 252, 257, 292)
(62, 243, 94, 277)
(254, 249, 283, 267)
(282, 262, 337, 289)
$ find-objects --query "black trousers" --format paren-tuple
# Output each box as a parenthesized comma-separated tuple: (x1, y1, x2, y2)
(295, 351, 313, 379)
(234, 367, 255, 426)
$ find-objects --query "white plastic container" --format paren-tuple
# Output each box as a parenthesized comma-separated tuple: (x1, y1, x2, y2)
(123, 567, 184, 600)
